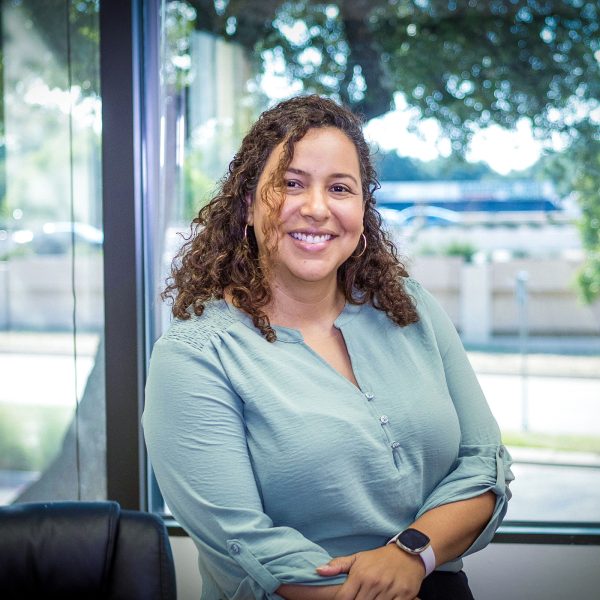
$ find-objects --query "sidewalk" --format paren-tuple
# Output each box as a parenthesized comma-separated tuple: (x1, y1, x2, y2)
(466, 334, 600, 355)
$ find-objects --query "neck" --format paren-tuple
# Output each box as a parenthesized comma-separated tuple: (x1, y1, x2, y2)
(267, 278, 345, 332)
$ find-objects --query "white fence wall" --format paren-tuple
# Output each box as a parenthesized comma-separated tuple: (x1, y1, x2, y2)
(410, 256, 600, 340)
(0, 255, 103, 331)
(1, 254, 599, 336)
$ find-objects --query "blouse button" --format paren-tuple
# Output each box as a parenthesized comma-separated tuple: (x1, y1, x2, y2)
(379, 415, 389, 424)
(364, 392, 374, 400)
(230, 543, 241, 555)
(391, 441, 401, 450)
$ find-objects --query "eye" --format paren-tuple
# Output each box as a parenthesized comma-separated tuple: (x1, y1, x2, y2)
(285, 179, 302, 189)
(331, 184, 351, 193)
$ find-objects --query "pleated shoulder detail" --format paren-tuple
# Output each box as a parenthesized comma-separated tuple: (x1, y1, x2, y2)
(162, 302, 237, 353)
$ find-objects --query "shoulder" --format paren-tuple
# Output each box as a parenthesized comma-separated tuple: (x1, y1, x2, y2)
(401, 276, 461, 355)
(397, 276, 453, 336)
(160, 299, 238, 354)
(401, 275, 424, 299)
(401, 276, 439, 316)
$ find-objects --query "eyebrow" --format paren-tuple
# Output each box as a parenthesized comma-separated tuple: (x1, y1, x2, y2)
(286, 167, 359, 186)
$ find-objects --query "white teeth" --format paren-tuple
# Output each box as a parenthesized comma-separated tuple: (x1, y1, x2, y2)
(290, 232, 332, 243)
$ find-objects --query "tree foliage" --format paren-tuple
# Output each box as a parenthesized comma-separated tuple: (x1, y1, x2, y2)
(187, 0, 600, 301)
(189, 1, 598, 130)
(374, 149, 494, 181)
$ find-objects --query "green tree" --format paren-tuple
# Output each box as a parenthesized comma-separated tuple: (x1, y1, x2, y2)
(419, 153, 495, 181)
(374, 149, 495, 181)
(374, 151, 428, 181)
(537, 134, 600, 302)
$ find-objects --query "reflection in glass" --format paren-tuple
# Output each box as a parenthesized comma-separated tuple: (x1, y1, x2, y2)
(0, 0, 104, 504)
(147, 1, 600, 522)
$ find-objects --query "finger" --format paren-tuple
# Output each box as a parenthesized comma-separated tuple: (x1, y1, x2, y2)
(333, 576, 361, 600)
(316, 563, 342, 576)
(356, 583, 381, 600)
(317, 554, 357, 576)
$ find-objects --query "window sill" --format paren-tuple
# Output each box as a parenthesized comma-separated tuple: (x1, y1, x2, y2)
(163, 517, 600, 544)
(495, 521, 600, 545)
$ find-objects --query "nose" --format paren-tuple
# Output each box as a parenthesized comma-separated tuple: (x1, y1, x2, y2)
(300, 187, 330, 221)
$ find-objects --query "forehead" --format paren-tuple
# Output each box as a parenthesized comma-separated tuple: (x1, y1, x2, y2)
(264, 127, 361, 175)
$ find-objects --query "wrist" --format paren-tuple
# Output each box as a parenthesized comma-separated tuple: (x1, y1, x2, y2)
(384, 543, 427, 577)
(387, 528, 436, 577)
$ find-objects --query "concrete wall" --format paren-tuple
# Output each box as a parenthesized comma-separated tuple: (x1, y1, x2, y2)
(1, 254, 599, 337)
(410, 256, 600, 341)
(169, 536, 600, 600)
(490, 259, 600, 335)
(0, 255, 103, 330)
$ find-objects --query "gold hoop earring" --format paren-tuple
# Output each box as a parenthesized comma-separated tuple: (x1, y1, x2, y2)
(243, 224, 249, 241)
(353, 233, 367, 258)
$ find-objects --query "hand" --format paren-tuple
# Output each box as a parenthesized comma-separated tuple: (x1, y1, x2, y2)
(316, 545, 425, 600)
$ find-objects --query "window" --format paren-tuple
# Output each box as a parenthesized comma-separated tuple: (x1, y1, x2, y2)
(0, 0, 104, 504)
(144, 1, 600, 528)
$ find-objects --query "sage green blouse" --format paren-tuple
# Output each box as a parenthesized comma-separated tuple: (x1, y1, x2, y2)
(143, 277, 513, 600)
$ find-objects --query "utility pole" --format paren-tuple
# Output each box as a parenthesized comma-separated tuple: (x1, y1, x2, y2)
(515, 270, 529, 432)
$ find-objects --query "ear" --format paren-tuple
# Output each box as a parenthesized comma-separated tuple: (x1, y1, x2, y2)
(245, 193, 254, 226)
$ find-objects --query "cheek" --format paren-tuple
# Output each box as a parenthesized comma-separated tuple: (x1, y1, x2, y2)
(277, 198, 300, 226)
(342, 204, 365, 231)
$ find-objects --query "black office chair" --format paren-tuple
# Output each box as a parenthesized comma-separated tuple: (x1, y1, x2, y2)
(0, 501, 177, 600)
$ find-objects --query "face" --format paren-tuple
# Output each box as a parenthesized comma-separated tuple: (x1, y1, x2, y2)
(248, 127, 365, 293)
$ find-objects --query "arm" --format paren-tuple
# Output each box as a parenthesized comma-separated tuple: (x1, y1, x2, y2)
(411, 491, 496, 566)
(277, 584, 342, 600)
(143, 335, 346, 600)
(276, 491, 492, 600)
(315, 493, 495, 600)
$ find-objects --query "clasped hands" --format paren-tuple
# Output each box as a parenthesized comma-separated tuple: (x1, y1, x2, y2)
(316, 544, 425, 600)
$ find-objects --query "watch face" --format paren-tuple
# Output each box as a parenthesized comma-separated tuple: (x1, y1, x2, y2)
(398, 528, 430, 552)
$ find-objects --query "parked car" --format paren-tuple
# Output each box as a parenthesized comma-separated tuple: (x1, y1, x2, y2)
(0, 222, 103, 257)
(378, 206, 462, 227)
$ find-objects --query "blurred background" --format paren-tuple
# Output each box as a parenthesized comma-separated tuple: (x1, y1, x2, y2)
(0, 0, 599, 532)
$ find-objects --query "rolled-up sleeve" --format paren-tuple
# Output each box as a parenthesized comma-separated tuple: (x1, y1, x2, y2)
(142, 337, 346, 599)
(411, 280, 514, 557)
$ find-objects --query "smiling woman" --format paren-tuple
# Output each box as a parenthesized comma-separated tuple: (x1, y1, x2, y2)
(143, 95, 513, 600)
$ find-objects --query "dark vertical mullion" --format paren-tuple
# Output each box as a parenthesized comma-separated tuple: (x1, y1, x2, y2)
(100, 0, 145, 509)
(141, 0, 163, 513)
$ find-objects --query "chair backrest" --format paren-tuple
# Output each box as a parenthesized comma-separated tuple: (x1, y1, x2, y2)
(0, 501, 177, 600)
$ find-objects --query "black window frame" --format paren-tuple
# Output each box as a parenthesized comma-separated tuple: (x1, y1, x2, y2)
(101, 0, 148, 510)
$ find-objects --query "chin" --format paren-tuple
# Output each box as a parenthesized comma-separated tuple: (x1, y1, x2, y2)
(287, 267, 337, 284)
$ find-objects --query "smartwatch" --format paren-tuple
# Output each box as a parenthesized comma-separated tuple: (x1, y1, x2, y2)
(388, 528, 436, 577)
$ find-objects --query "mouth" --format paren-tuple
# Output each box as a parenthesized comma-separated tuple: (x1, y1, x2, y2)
(289, 232, 334, 244)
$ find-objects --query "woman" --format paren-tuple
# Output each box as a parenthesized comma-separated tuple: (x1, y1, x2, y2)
(143, 95, 513, 600)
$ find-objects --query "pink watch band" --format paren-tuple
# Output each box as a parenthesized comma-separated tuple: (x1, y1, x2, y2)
(417, 544, 436, 577)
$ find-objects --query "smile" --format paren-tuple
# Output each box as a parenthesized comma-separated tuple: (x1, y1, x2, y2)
(289, 232, 333, 244)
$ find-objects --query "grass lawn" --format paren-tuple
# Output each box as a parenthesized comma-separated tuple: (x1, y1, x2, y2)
(502, 430, 600, 454)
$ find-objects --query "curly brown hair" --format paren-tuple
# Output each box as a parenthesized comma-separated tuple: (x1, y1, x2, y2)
(163, 94, 419, 340)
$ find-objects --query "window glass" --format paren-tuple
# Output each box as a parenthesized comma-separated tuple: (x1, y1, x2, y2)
(147, 0, 600, 523)
(0, 0, 104, 504)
